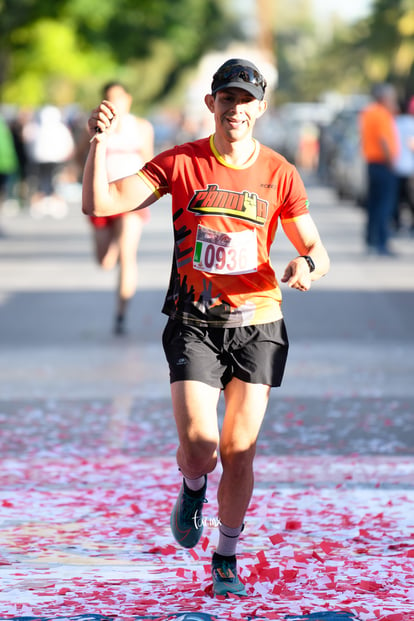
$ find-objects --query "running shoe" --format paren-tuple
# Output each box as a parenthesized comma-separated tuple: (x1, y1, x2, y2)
(211, 552, 247, 596)
(170, 477, 207, 548)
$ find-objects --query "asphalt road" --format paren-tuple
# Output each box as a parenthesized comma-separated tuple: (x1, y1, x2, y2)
(1, 177, 414, 458)
(1, 176, 414, 619)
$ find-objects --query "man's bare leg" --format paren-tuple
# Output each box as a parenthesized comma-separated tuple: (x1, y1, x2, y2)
(171, 380, 221, 478)
(169, 380, 221, 548)
(218, 377, 270, 527)
(211, 378, 270, 596)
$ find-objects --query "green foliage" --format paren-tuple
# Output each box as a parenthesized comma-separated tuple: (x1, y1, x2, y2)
(0, 0, 239, 109)
(3, 19, 116, 106)
(281, 0, 414, 103)
(0, 0, 64, 34)
(2, 0, 412, 111)
(365, 0, 414, 98)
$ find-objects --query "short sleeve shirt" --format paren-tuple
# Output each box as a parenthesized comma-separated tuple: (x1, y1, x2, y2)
(139, 135, 309, 327)
(360, 102, 399, 164)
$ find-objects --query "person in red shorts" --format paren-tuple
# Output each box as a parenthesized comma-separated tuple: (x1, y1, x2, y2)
(88, 82, 154, 334)
(82, 58, 330, 596)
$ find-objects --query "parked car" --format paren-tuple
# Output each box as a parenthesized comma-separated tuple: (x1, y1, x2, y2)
(320, 104, 368, 206)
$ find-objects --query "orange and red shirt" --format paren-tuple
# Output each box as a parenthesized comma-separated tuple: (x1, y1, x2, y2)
(138, 135, 310, 327)
(360, 102, 399, 164)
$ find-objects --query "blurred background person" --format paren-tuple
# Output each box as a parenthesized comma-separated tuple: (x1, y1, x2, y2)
(360, 83, 399, 256)
(23, 105, 75, 219)
(9, 109, 31, 210)
(393, 95, 414, 234)
(86, 82, 154, 335)
(296, 120, 319, 172)
(0, 113, 19, 234)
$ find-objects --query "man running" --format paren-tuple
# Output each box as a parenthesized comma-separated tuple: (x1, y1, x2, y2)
(82, 58, 330, 597)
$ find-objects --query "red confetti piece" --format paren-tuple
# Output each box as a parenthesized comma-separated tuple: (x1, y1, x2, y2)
(283, 569, 298, 582)
(260, 566, 280, 582)
(320, 540, 343, 554)
(359, 579, 383, 592)
(312, 549, 325, 563)
(269, 533, 284, 545)
(147, 544, 176, 555)
(256, 550, 269, 566)
(285, 519, 302, 530)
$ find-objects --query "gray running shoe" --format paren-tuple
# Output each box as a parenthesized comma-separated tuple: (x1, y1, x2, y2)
(170, 477, 207, 549)
(211, 552, 247, 596)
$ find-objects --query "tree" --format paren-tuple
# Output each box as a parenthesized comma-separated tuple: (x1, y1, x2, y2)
(0, 0, 241, 109)
(0, 0, 63, 94)
(364, 0, 414, 101)
(294, 0, 414, 103)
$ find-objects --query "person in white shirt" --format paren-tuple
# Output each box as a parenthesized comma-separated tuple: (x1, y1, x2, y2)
(86, 82, 154, 334)
(393, 96, 414, 232)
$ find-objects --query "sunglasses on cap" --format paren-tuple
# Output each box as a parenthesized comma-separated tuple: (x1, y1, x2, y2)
(213, 64, 267, 90)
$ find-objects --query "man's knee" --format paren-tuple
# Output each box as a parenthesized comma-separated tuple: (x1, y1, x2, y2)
(178, 437, 218, 477)
(220, 442, 256, 475)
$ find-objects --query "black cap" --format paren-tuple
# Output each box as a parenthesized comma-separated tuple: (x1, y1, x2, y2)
(211, 58, 267, 101)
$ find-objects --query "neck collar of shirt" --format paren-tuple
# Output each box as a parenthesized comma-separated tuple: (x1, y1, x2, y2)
(210, 134, 260, 169)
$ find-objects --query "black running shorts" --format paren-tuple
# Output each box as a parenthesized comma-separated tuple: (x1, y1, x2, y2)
(162, 318, 289, 389)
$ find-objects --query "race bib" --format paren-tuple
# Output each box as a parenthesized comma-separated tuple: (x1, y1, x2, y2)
(193, 224, 257, 275)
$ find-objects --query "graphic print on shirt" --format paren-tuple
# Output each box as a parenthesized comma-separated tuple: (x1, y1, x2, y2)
(188, 184, 268, 225)
(168, 184, 265, 322)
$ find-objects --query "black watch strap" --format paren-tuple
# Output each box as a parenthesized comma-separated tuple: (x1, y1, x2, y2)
(300, 255, 315, 272)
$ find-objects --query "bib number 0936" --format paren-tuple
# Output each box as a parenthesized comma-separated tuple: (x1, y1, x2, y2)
(193, 225, 257, 275)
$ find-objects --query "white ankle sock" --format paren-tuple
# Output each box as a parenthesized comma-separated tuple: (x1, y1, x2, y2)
(216, 522, 243, 557)
(184, 474, 206, 492)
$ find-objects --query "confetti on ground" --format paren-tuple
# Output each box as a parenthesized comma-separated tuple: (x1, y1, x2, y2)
(0, 399, 412, 620)
(0, 453, 413, 620)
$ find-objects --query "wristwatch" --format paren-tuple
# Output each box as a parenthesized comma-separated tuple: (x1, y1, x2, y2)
(300, 255, 315, 272)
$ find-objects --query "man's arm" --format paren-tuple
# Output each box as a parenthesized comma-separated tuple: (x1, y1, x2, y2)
(82, 100, 157, 217)
(379, 136, 395, 167)
(281, 213, 330, 291)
